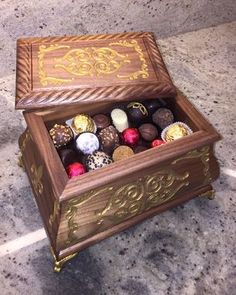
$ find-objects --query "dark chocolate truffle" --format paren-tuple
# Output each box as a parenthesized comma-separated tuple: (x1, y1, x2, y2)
(126, 102, 148, 125)
(58, 148, 80, 167)
(139, 123, 158, 141)
(143, 99, 162, 115)
(86, 151, 113, 171)
(93, 114, 111, 130)
(49, 124, 73, 148)
(99, 125, 120, 154)
(133, 145, 148, 154)
(152, 108, 174, 129)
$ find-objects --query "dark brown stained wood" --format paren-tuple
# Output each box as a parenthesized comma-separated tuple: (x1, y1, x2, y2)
(16, 32, 176, 109)
(55, 147, 219, 253)
(57, 184, 213, 260)
(16, 30, 221, 266)
(23, 112, 68, 199)
(18, 129, 59, 252)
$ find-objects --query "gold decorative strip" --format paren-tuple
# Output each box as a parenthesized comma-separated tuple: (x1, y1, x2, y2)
(49, 201, 60, 232)
(19, 130, 31, 153)
(65, 168, 189, 246)
(172, 146, 212, 184)
(30, 164, 43, 197)
(38, 44, 74, 86)
(110, 40, 149, 80)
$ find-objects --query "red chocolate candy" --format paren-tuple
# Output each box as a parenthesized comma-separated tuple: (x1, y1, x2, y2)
(122, 128, 140, 147)
(66, 162, 86, 178)
(151, 139, 165, 148)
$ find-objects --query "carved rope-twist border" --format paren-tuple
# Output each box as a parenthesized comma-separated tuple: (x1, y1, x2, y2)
(16, 32, 176, 107)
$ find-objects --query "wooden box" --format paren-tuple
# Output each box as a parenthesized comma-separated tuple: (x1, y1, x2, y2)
(16, 32, 221, 272)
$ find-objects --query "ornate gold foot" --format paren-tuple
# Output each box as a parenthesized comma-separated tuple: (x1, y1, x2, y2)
(51, 248, 78, 273)
(18, 153, 25, 170)
(201, 189, 215, 200)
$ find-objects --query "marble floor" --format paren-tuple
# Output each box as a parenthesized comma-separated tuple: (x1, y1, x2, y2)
(0, 21, 236, 295)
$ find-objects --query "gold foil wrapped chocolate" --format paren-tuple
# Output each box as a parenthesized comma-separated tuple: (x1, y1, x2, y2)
(72, 114, 95, 134)
(161, 122, 192, 142)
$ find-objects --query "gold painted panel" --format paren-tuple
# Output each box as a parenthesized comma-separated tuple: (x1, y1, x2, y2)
(38, 40, 149, 86)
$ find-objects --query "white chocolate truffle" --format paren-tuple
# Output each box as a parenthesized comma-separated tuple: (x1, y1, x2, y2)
(111, 109, 129, 132)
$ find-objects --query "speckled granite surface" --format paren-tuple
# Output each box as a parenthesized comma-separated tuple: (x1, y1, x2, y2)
(0, 18, 236, 295)
(1, 0, 236, 78)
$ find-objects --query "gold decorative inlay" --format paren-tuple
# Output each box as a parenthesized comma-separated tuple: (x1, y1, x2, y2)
(55, 47, 130, 77)
(65, 168, 189, 246)
(38, 44, 74, 86)
(172, 146, 211, 184)
(18, 130, 32, 170)
(30, 164, 43, 196)
(19, 130, 31, 153)
(49, 201, 60, 231)
(110, 40, 149, 80)
(38, 40, 149, 86)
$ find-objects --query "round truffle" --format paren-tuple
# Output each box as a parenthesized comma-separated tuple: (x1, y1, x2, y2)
(152, 108, 174, 129)
(126, 102, 148, 125)
(99, 125, 120, 154)
(151, 139, 165, 148)
(66, 162, 86, 178)
(75, 132, 100, 155)
(122, 128, 140, 147)
(112, 145, 134, 162)
(72, 114, 96, 134)
(139, 123, 158, 142)
(93, 114, 111, 130)
(86, 151, 113, 171)
(111, 108, 129, 132)
(161, 122, 192, 142)
(49, 124, 73, 148)
(143, 99, 162, 115)
(58, 148, 80, 167)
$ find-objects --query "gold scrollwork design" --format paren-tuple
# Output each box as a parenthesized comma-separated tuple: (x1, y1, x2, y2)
(19, 130, 31, 153)
(65, 168, 189, 246)
(30, 164, 43, 197)
(65, 187, 113, 245)
(172, 146, 211, 184)
(49, 201, 60, 232)
(110, 40, 149, 80)
(38, 44, 74, 86)
(38, 40, 149, 86)
(54, 47, 130, 77)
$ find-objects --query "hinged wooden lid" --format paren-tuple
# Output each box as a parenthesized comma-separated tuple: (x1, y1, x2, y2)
(15, 32, 176, 109)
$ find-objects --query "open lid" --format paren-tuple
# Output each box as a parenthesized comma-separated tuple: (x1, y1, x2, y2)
(15, 32, 176, 109)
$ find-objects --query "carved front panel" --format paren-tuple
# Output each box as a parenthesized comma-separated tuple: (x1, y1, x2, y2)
(60, 146, 212, 249)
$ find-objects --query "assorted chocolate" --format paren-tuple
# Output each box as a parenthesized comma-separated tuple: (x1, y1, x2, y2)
(86, 151, 113, 171)
(49, 124, 73, 148)
(48, 98, 193, 178)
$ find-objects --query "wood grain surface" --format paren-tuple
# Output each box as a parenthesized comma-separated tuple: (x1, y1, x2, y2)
(16, 32, 176, 109)
(20, 90, 221, 258)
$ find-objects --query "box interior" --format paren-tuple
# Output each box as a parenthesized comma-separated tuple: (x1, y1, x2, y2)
(38, 96, 201, 181)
